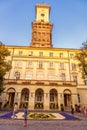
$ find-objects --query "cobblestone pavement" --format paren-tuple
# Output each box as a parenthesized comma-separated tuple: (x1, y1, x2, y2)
(0, 112, 87, 130)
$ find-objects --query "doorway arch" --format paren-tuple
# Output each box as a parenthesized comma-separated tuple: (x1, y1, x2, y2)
(63, 89, 72, 107)
(35, 88, 44, 109)
(49, 89, 58, 109)
(20, 88, 29, 109)
(4, 88, 16, 108)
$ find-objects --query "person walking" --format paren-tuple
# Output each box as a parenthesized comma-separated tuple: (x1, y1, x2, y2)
(83, 106, 87, 116)
(24, 105, 28, 127)
(13, 103, 18, 118)
(71, 105, 74, 115)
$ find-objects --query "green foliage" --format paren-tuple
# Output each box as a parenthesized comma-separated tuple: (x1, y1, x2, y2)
(0, 42, 11, 94)
(75, 42, 87, 79)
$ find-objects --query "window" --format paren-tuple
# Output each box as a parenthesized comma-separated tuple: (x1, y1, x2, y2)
(60, 63, 64, 69)
(84, 76, 87, 85)
(19, 51, 23, 55)
(25, 71, 33, 79)
(39, 52, 43, 57)
(36, 90, 43, 101)
(70, 53, 74, 58)
(16, 61, 22, 68)
(48, 72, 54, 80)
(59, 53, 63, 58)
(72, 75, 77, 83)
(37, 72, 43, 80)
(49, 62, 53, 69)
(50, 92, 54, 102)
(38, 61, 43, 69)
(27, 61, 32, 68)
(60, 73, 66, 81)
(71, 63, 76, 70)
(22, 89, 29, 101)
(49, 52, 53, 57)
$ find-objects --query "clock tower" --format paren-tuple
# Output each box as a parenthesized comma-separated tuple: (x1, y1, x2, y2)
(30, 4, 53, 47)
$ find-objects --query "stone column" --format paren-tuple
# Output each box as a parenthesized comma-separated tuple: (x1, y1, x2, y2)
(17, 92, 21, 109)
(29, 92, 35, 110)
(44, 93, 49, 110)
(59, 92, 64, 111)
(58, 94, 61, 110)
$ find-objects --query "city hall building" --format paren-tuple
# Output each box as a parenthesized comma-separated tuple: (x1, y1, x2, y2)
(1, 3, 87, 111)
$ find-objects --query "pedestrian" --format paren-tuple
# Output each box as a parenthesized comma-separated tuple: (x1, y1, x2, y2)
(24, 105, 28, 127)
(77, 105, 81, 113)
(13, 102, 18, 118)
(71, 105, 74, 115)
(83, 106, 87, 116)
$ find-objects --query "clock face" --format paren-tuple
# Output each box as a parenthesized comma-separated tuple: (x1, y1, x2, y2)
(36, 8, 49, 22)
(41, 13, 45, 17)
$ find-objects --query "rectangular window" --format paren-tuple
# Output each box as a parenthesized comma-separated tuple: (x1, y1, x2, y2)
(50, 95, 54, 102)
(37, 95, 42, 101)
(72, 75, 77, 83)
(37, 72, 43, 80)
(60, 73, 66, 81)
(25, 71, 33, 79)
(49, 62, 53, 69)
(19, 51, 23, 55)
(70, 53, 74, 58)
(27, 61, 32, 68)
(71, 63, 76, 70)
(59, 53, 63, 58)
(48, 72, 54, 80)
(39, 52, 43, 57)
(16, 61, 22, 68)
(49, 52, 53, 57)
(60, 63, 64, 69)
(38, 61, 43, 69)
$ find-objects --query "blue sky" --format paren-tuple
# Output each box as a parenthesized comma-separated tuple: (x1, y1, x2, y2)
(0, 0, 87, 49)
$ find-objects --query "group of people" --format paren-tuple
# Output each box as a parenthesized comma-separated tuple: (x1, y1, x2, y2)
(13, 103, 28, 127)
(71, 104, 87, 116)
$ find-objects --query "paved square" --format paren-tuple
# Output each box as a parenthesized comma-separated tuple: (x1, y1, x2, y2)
(0, 111, 87, 130)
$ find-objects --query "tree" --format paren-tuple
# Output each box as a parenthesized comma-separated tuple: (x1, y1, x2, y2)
(0, 42, 11, 94)
(75, 41, 87, 80)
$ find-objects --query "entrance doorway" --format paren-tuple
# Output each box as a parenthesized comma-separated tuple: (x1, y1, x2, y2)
(64, 89, 72, 110)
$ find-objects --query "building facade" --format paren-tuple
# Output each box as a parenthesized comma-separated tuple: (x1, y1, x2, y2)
(0, 3, 87, 111)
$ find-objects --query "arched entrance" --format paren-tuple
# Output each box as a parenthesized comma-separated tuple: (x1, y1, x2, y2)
(20, 88, 29, 109)
(49, 89, 58, 109)
(64, 89, 72, 109)
(4, 88, 15, 109)
(35, 88, 44, 109)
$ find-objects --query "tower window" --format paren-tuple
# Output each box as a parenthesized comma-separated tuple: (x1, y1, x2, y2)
(19, 51, 23, 55)
(39, 52, 43, 57)
(59, 53, 63, 58)
(49, 52, 53, 57)
(60, 63, 64, 70)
